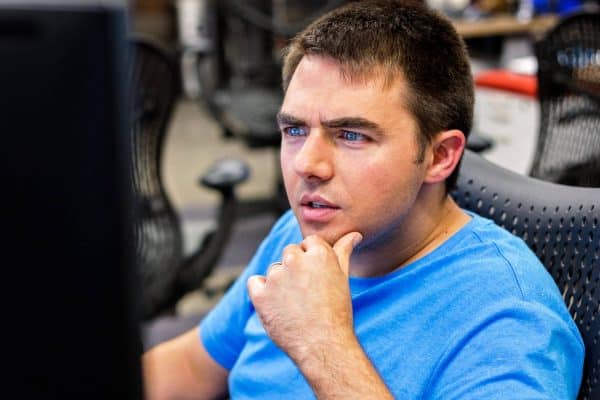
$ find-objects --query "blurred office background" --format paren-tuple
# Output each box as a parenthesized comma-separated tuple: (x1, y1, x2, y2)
(129, 0, 599, 347)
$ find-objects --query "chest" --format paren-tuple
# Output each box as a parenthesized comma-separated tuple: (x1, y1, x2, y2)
(228, 293, 448, 399)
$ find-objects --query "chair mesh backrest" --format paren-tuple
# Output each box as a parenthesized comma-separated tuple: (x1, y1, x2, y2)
(129, 36, 183, 319)
(529, 9, 600, 187)
(452, 150, 600, 400)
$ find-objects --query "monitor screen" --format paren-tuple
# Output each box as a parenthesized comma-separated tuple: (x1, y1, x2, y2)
(0, 1, 142, 398)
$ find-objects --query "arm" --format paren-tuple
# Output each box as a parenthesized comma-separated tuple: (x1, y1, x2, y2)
(295, 333, 394, 399)
(142, 327, 229, 400)
(247, 233, 393, 399)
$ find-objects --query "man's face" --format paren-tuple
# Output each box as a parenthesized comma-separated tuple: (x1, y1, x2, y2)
(279, 56, 430, 247)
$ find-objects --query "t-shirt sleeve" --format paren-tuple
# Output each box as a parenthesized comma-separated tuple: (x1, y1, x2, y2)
(427, 299, 585, 400)
(199, 210, 299, 370)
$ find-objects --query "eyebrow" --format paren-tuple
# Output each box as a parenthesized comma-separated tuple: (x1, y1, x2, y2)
(276, 112, 304, 127)
(276, 112, 384, 136)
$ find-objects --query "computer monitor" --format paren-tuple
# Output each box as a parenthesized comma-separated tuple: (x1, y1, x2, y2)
(1, 1, 142, 398)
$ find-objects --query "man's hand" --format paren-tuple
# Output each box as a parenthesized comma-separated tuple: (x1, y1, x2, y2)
(247, 232, 393, 399)
(246, 231, 362, 364)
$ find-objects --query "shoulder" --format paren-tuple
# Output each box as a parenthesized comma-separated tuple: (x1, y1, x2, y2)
(445, 213, 582, 340)
(429, 213, 542, 287)
(425, 216, 584, 398)
(423, 214, 573, 322)
(465, 214, 563, 301)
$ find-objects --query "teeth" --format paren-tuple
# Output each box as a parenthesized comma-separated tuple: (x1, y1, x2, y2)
(310, 202, 328, 208)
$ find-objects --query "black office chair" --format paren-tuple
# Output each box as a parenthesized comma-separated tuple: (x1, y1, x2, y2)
(129, 35, 250, 321)
(529, 7, 600, 187)
(452, 149, 599, 400)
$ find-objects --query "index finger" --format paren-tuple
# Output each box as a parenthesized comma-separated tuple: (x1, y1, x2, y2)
(332, 232, 363, 276)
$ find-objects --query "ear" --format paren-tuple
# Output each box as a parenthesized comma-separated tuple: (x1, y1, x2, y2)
(424, 129, 465, 184)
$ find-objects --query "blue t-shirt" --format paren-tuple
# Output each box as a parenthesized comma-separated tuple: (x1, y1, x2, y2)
(200, 210, 584, 399)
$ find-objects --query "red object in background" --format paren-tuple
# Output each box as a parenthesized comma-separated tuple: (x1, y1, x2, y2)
(475, 69, 538, 97)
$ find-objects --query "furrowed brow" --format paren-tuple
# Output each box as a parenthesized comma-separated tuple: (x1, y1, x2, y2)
(276, 112, 305, 127)
(322, 117, 384, 135)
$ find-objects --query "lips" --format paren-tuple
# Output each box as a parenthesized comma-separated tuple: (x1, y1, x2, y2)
(298, 195, 340, 222)
(300, 194, 338, 208)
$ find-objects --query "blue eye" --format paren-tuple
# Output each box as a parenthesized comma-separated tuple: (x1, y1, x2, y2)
(341, 130, 366, 142)
(285, 126, 307, 137)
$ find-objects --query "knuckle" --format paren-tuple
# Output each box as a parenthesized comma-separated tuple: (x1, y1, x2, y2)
(303, 234, 322, 246)
(282, 245, 299, 265)
(282, 243, 299, 256)
(312, 244, 329, 258)
(282, 251, 296, 266)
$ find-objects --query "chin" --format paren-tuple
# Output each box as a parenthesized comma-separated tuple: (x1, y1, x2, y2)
(299, 224, 352, 246)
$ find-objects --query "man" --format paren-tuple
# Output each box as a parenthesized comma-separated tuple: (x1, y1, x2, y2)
(143, 1, 584, 398)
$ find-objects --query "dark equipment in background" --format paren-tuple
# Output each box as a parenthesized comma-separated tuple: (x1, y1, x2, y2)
(129, 35, 250, 321)
(0, 1, 142, 398)
(529, 7, 600, 186)
(453, 150, 600, 400)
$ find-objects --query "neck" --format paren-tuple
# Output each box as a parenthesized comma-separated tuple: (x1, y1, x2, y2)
(349, 186, 470, 278)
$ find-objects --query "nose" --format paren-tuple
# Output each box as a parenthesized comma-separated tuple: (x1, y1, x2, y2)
(293, 130, 334, 181)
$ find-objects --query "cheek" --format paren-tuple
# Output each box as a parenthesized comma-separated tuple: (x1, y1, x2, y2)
(351, 159, 422, 212)
(352, 157, 399, 191)
(280, 148, 295, 183)
(342, 162, 394, 213)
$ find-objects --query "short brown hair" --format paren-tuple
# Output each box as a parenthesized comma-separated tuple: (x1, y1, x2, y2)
(281, 0, 474, 190)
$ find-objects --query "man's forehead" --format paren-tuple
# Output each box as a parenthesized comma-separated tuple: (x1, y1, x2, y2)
(282, 56, 411, 120)
(294, 55, 406, 90)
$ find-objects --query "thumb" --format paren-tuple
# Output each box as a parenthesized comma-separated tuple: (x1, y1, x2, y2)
(332, 231, 362, 276)
(247, 275, 266, 305)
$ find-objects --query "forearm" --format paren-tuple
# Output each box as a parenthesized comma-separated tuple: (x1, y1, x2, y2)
(295, 334, 394, 400)
(142, 328, 228, 400)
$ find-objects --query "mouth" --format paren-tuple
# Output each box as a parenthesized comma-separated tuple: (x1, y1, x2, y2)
(300, 194, 340, 209)
(298, 196, 340, 222)
(303, 201, 339, 209)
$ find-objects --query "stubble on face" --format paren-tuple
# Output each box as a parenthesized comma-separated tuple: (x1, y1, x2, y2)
(280, 56, 428, 254)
